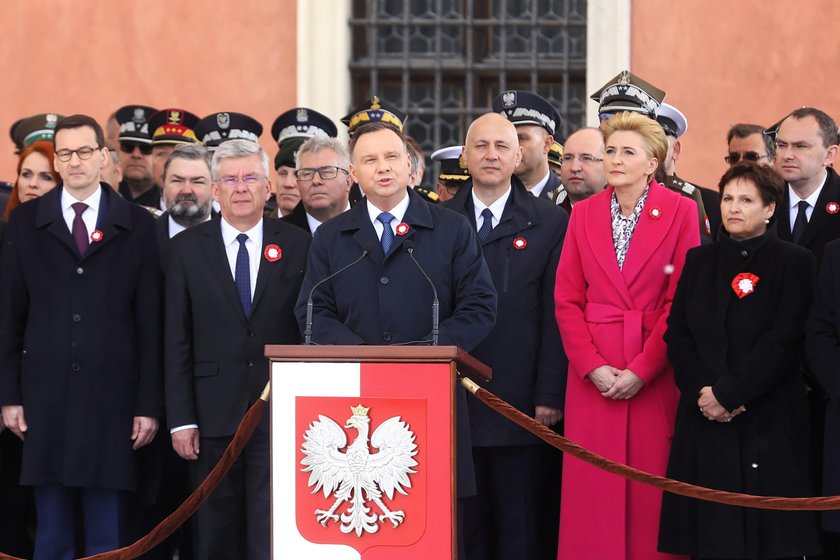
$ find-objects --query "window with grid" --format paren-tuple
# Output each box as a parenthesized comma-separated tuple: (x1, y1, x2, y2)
(349, 0, 587, 186)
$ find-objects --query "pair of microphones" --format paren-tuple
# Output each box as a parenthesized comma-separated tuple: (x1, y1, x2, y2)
(303, 241, 440, 346)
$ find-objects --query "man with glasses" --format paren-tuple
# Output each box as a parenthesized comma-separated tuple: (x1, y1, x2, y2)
(114, 105, 160, 209)
(556, 127, 607, 214)
(0, 114, 163, 558)
(282, 136, 352, 235)
(165, 139, 309, 560)
(725, 123, 775, 168)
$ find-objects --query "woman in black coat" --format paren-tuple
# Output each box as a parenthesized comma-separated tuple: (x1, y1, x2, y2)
(658, 163, 821, 559)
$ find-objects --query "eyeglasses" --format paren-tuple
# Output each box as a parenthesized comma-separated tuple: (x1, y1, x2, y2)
(724, 151, 768, 164)
(119, 142, 153, 156)
(218, 174, 264, 188)
(561, 153, 604, 164)
(295, 166, 349, 182)
(55, 146, 100, 162)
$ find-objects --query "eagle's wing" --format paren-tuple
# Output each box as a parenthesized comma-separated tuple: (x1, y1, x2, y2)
(300, 414, 349, 497)
(367, 416, 418, 500)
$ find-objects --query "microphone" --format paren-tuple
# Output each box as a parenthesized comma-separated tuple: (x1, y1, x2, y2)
(304, 250, 369, 345)
(403, 240, 440, 346)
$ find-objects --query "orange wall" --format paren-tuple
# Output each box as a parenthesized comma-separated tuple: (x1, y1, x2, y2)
(632, 0, 840, 190)
(0, 0, 297, 181)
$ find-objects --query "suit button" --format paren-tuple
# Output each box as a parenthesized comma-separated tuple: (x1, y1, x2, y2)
(72, 314, 81, 323)
(76, 267, 84, 275)
(247, 360, 254, 367)
(740, 250, 749, 258)
(247, 329, 254, 337)
(383, 332, 392, 341)
(71, 363, 80, 372)
(380, 276, 390, 285)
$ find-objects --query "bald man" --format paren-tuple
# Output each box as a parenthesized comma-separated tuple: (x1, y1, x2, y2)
(556, 127, 607, 214)
(443, 113, 569, 559)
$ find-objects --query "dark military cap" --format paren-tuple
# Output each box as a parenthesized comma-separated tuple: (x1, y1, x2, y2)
(431, 146, 470, 183)
(10, 113, 64, 153)
(274, 137, 306, 170)
(548, 141, 564, 167)
(194, 112, 263, 150)
(340, 96, 406, 136)
(591, 71, 666, 119)
(492, 90, 561, 136)
(148, 108, 200, 146)
(115, 105, 158, 144)
(271, 108, 337, 146)
(656, 103, 688, 138)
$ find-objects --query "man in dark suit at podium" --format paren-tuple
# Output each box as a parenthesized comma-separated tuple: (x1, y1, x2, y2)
(165, 139, 310, 559)
(295, 121, 497, 555)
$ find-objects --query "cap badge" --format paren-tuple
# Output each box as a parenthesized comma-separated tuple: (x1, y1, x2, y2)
(827, 201, 840, 215)
(502, 91, 516, 108)
(513, 237, 527, 250)
(264, 244, 282, 262)
(731, 272, 759, 299)
(371, 96, 382, 110)
(132, 108, 146, 124)
(618, 71, 631, 85)
(167, 111, 181, 124)
(217, 113, 230, 130)
(395, 222, 410, 236)
(297, 108, 309, 122)
(46, 114, 58, 128)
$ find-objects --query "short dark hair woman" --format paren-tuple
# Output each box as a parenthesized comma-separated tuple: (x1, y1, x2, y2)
(659, 162, 821, 559)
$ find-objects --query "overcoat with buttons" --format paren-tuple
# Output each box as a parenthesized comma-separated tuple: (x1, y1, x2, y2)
(660, 228, 821, 558)
(0, 185, 163, 492)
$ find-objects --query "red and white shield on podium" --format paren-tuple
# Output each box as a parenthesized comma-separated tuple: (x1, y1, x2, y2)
(270, 351, 458, 559)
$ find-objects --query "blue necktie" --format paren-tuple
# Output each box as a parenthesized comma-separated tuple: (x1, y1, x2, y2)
(378, 212, 395, 254)
(477, 208, 494, 241)
(234, 233, 251, 318)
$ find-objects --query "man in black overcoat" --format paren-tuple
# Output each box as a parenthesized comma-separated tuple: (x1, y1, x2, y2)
(443, 113, 568, 559)
(165, 139, 310, 560)
(0, 114, 163, 558)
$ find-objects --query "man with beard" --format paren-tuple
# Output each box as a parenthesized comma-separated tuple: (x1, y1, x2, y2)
(155, 144, 214, 269)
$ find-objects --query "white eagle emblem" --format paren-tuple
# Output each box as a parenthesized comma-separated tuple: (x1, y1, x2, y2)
(502, 91, 516, 108)
(217, 112, 230, 129)
(300, 404, 418, 536)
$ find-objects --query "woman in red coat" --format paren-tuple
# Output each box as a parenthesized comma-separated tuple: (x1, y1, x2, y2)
(555, 111, 698, 559)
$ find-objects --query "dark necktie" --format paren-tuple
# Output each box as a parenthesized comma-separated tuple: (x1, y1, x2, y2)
(477, 208, 494, 241)
(792, 200, 809, 243)
(234, 233, 251, 318)
(378, 212, 395, 254)
(71, 202, 89, 256)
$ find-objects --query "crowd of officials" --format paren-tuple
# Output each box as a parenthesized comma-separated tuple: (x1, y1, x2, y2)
(1, 69, 840, 560)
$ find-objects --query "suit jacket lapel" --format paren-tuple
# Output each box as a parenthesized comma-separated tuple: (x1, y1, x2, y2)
(621, 182, 679, 286)
(777, 190, 793, 242)
(799, 169, 840, 247)
(251, 219, 288, 312)
(201, 217, 247, 324)
(82, 186, 131, 261)
(586, 187, 634, 308)
(387, 190, 432, 258)
(36, 188, 78, 257)
(342, 201, 383, 266)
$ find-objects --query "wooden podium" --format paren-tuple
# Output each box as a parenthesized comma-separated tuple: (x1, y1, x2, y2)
(265, 345, 490, 560)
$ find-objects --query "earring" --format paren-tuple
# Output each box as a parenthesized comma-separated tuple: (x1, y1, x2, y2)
(765, 219, 770, 224)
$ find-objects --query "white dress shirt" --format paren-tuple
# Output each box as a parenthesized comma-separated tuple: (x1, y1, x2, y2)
(529, 171, 552, 198)
(788, 171, 827, 232)
(367, 193, 410, 241)
(472, 186, 511, 230)
(61, 186, 102, 240)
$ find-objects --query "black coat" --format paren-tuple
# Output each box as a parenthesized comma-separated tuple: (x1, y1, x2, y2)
(0, 186, 163, 491)
(777, 166, 840, 270)
(806, 238, 840, 530)
(443, 178, 569, 445)
(536, 169, 561, 201)
(165, 216, 310, 437)
(698, 185, 722, 240)
(280, 201, 313, 235)
(659, 229, 821, 558)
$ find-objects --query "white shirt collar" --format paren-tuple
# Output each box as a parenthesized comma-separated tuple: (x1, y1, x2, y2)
(528, 171, 552, 198)
(472, 186, 511, 226)
(789, 170, 827, 209)
(366, 192, 410, 226)
(220, 217, 263, 248)
(306, 202, 351, 234)
(61, 185, 102, 214)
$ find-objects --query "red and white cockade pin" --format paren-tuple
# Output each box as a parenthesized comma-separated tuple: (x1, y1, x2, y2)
(827, 201, 840, 215)
(731, 272, 760, 299)
(648, 206, 662, 220)
(513, 237, 527, 250)
(90, 230, 104, 242)
(264, 244, 282, 262)
(395, 222, 410, 236)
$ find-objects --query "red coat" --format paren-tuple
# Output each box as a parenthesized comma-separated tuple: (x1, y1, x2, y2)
(554, 181, 698, 560)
